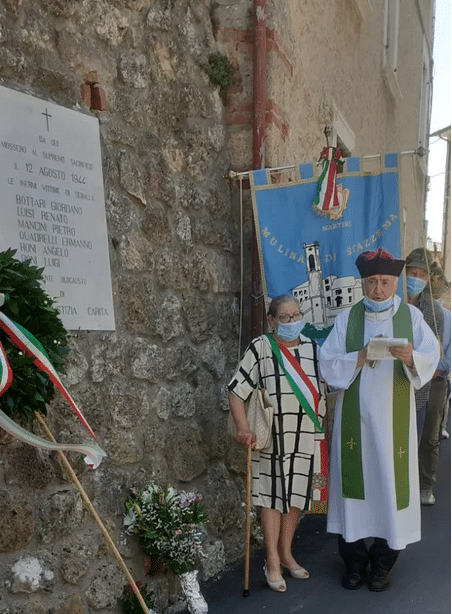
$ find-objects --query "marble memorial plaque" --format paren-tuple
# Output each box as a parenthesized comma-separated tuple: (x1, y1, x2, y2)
(0, 85, 115, 330)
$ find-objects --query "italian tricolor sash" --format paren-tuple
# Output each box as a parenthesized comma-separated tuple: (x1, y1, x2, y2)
(265, 333, 323, 433)
(342, 301, 412, 510)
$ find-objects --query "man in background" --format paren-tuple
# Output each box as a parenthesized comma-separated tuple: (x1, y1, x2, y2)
(418, 263, 451, 505)
(405, 248, 444, 439)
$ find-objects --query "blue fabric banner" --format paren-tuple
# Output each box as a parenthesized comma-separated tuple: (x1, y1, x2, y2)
(250, 155, 402, 329)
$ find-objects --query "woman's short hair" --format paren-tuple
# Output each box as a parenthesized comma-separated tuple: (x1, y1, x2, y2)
(267, 294, 298, 317)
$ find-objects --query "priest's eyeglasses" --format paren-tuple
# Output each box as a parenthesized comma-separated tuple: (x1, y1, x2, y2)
(277, 312, 302, 323)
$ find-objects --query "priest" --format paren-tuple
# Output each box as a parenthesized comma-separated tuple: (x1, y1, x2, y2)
(319, 247, 439, 592)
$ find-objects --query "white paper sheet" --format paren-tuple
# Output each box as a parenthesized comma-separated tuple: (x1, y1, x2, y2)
(367, 337, 409, 360)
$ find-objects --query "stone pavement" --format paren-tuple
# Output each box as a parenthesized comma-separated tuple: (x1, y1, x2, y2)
(200, 438, 451, 614)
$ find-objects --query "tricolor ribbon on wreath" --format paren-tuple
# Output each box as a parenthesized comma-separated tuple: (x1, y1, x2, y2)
(0, 294, 106, 468)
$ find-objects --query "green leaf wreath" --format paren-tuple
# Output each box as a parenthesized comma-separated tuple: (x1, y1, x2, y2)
(0, 249, 69, 422)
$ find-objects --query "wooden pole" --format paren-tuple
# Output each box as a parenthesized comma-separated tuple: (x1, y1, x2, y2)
(250, 0, 266, 340)
(34, 413, 153, 614)
(243, 443, 252, 596)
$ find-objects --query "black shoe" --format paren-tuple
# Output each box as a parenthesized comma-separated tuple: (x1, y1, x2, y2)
(368, 568, 391, 592)
(341, 570, 365, 590)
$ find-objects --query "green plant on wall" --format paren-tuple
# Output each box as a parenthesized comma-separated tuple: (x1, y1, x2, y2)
(206, 53, 237, 102)
(0, 248, 69, 423)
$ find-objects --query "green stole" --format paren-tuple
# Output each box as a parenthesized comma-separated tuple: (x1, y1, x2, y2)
(341, 301, 413, 511)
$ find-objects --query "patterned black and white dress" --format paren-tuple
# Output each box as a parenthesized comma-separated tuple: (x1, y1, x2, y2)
(228, 334, 326, 513)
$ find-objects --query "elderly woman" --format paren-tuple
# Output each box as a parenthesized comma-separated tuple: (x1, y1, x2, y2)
(228, 295, 326, 592)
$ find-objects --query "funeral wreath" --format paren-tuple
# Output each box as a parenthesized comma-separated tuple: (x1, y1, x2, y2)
(0, 248, 69, 422)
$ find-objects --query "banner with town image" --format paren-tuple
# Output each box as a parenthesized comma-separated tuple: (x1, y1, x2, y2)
(250, 154, 402, 330)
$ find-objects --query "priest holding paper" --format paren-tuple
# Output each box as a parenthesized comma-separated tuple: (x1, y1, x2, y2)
(319, 248, 439, 592)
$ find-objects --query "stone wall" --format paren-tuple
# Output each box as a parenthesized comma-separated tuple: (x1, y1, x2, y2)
(0, 1, 247, 613)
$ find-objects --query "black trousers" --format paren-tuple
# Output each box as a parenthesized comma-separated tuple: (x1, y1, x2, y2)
(338, 536, 400, 574)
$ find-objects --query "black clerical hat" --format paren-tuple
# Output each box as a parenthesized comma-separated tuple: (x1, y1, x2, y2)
(355, 247, 405, 278)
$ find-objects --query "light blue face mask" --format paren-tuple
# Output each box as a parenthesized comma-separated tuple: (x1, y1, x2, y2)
(276, 320, 304, 341)
(406, 275, 427, 297)
(363, 296, 394, 312)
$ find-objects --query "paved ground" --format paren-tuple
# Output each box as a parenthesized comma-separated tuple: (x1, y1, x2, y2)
(201, 437, 451, 614)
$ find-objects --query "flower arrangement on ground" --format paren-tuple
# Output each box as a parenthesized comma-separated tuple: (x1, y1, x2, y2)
(124, 484, 208, 614)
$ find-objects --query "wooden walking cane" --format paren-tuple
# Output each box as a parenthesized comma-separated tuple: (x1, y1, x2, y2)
(34, 412, 154, 614)
(243, 442, 252, 597)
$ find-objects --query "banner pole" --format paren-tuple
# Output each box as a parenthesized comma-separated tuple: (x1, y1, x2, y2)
(228, 150, 420, 180)
(250, 0, 266, 339)
(34, 413, 154, 614)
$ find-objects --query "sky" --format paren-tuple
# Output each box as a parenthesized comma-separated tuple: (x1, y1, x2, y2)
(425, 0, 451, 244)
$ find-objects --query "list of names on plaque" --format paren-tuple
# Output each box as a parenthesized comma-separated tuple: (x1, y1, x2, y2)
(0, 85, 115, 330)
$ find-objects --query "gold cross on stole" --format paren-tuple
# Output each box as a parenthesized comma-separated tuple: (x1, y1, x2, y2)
(346, 437, 357, 450)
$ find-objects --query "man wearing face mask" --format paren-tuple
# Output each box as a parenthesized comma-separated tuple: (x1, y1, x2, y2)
(405, 248, 444, 440)
(417, 262, 450, 505)
(319, 247, 439, 593)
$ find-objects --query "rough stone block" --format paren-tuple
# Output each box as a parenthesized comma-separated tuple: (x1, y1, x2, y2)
(154, 294, 184, 341)
(118, 275, 157, 335)
(118, 231, 155, 271)
(40, 0, 80, 17)
(10, 556, 55, 594)
(100, 378, 150, 427)
(201, 464, 243, 534)
(198, 337, 226, 380)
(131, 339, 168, 382)
(119, 150, 147, 204)
(5, 446, 54, 489)
(85, 561, 124, 610)
(199, 539, 226, 580)
(118, 52, 149, 89)
(168, 382, 196, 418)
(0, 490, 34, 553)
(164, 423, 208, 482)
(36, 489, 86, 544)
(61, 533, 97, 584)
(104, 430, 142, 465)
(57, 594, 83, 614)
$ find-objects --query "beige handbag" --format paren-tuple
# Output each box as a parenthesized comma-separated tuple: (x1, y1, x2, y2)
(228, 386, 274, 450)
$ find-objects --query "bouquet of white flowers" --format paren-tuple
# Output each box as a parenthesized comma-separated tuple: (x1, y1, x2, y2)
(124, 484, 208, 614)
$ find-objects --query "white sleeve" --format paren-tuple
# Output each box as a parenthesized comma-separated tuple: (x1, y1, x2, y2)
(319, 310, 361, 390)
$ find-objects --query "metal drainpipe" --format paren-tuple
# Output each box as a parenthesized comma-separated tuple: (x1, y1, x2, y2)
(250, 0, 266, 339)
(441, 135, 451, 273)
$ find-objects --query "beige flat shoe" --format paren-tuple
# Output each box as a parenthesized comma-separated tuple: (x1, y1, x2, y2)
(281, 562, 310, 579)
(263, 563, 287, 592)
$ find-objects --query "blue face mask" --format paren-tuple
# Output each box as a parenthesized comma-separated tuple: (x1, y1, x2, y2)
(276, 320, 304, 341)
(406, 276, 427, 297)
(363, 296, 394, 312)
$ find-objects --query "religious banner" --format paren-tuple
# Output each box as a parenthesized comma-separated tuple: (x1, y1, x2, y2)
(250, 151, 402, 330)
(250, 150, 402, 514)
